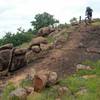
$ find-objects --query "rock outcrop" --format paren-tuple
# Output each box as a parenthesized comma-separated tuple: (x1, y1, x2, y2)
(37, 27, 55, 36)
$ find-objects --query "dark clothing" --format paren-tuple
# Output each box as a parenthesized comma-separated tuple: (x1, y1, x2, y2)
(86, 7, 93, 19)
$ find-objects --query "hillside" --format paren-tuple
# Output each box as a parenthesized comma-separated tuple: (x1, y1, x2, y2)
(0, 22, 100, 100)
(10, 24, 100, 78)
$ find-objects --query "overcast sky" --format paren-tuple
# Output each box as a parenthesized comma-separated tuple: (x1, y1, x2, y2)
(0, 0, 100, 38)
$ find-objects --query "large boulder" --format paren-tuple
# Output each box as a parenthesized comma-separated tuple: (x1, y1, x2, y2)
(38, 27, 55, 36)
(34, 74, 48, 92)
(0, 43, 13, 50)
(0, 49, 13, 75)
(29, 37, 48, 49)
(10, 53, 27, 71)
(0, 44, 27, 75)
(33, 70, 58, 92)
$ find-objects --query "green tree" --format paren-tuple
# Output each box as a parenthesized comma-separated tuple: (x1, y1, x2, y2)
(31, 12, 59, 30)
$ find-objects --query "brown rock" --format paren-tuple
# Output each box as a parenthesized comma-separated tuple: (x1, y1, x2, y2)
(31, 46, 41, 53)
(34, 70, 58, 87)
(38, 27, 55, 36)
(14, 48, 27, 55)
(34, 74, 48, 92)
(0, 43, 13, 50)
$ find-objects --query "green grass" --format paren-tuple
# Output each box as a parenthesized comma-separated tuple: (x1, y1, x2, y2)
(92, 21, 100, 26)
(19, 78, 33, 88)
(28, 60, 100, 100)
(2, 82, 16, 100)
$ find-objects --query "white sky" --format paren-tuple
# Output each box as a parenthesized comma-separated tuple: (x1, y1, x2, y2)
(0, 0, 100, 38)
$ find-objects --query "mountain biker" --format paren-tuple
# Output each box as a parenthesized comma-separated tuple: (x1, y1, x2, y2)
(85, 7, 93, 21)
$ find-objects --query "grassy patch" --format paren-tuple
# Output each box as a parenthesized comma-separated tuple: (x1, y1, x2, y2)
(19, 78, 33, 88)
(2, 82, 16, 100)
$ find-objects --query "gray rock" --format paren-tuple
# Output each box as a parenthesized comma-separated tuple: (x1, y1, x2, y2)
(9, 88, 27, 100)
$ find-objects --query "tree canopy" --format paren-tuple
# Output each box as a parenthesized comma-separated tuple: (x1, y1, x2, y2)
(31, 12, 59, 30)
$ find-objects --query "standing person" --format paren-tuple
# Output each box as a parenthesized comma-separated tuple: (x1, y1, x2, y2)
(85, 7, 93, 23)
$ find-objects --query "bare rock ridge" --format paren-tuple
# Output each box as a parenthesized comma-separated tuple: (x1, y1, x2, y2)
(0, 25, 100, 78)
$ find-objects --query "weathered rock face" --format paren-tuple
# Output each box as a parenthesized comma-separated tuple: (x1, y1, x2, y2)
(9, 48, 27, 71)
(10, 53, 27, 71)
(38, 27, 55, 36)
(0, 45, 27, 75)
(0, 49, 12, 71)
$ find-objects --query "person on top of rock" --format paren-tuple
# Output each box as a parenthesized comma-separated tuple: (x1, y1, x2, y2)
(85, 6, 93, 21)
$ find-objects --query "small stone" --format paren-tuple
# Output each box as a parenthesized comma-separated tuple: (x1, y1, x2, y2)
(58, 86, 70, 96)
(9, 88, 27, 100)
(76, 64, 92, 71)
(76, 88, 87, 96)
